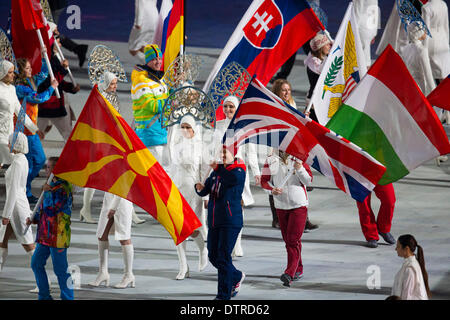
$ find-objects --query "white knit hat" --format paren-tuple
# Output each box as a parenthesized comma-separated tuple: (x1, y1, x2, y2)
(310, 33, 331, 52)
(0, 60, 14, 81)
(223, 95, 240, 110)
(98, 71, 117, 92)
(8, 132, 29, 154)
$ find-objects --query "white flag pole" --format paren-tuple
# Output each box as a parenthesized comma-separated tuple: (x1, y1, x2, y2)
(54, 41, 77, 86)
(23, 173, 54, 235)
(36, 29, 60, 98)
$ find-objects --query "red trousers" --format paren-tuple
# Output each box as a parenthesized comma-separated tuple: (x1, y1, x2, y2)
(356, 183, 396, 241)
(276, 206, 307, 277)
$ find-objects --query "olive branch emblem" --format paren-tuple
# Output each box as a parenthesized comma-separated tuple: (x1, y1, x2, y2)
(322, 56, 343, 99)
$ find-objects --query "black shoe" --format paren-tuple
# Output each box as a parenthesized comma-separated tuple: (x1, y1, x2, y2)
(75, 44, 88, 68)
(280, 273, 292, 287)
(272, 221, 280, 229)
(379, 232, 396, 245)
(305, 220, 318, 231)
(306, 186, 314, 192)
(366, 240, 378, 248)
(27, 195, 38, 204)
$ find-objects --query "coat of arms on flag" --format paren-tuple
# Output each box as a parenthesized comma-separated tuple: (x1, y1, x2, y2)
(310, 2, 368, 126)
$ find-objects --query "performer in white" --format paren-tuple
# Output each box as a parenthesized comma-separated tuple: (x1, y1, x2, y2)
(422, 0, 450, 126)
(353, 0, 379, 66)
(0, 60, 41, 166)
(212, 96, 261, 257)
(88, 72, 136, 289)
(80, 72, 145, 225)
(375, 2, 409, 58)
(128, 0, 159, 63)
(0, 132, 35, 271)
(422, 0, 450, 83)
(169, 115, 209, 279)
(402, 22, 436, 96)
(391, 234, 430, 300)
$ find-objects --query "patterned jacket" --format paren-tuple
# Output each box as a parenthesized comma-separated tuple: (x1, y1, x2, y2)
(131, 64, 168, 147)
(33, 178, 72, 248)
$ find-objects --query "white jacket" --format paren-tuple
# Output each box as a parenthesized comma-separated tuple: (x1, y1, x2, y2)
(392, 256, 428, 300)
(422, 0, 450, 79)
(2, 153, 31, 220)
(261, 154, 313, 210)
(0, 82, 38, 163)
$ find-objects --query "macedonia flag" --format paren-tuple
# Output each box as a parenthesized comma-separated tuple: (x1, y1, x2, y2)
(53, 85, 201, 245)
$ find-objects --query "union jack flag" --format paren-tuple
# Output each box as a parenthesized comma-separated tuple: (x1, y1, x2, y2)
(222, 78, 386, 202)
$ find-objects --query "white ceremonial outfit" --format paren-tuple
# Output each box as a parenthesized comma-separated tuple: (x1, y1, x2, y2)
(0, 152, 33, 245)
(376, 3, 409, 57)
(422, 0, 450, 80)
(128, 0, 158, 61)
(0, 81, 38, 165)
(168, 116, 209, 279)
(353, 0, 379, 66)
(392, 255, 428, 300)
(403, 25, 436, 96)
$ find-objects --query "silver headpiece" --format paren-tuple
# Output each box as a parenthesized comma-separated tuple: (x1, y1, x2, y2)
(88, 45, 127, 110)
(40, 0, 55, 23)
(162, 54, 202, 90)
(161, 86, 215, 129)
(206, 61, 252, 113)
(0, 27, 17, 70)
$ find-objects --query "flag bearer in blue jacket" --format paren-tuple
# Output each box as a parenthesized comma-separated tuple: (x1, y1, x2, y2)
(195, 147, 246, 300)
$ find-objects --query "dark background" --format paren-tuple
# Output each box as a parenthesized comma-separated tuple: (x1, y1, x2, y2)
(0, 0, 449, 52)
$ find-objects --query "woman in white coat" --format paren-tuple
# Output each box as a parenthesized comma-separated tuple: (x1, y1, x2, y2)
(422, 0, 450, 82)
(391, 234, 431, 300)
(169, 115, 209, 279)
(0, 132, 35, 271)
(80, 72, 145, 225)
(88, 72, 136, 289)
(128, 0, 159, 63)
(0, 60, 41, 166)
(212, 95, 261, 257)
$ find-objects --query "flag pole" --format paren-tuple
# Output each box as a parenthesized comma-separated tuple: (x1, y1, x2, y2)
(54, 40, 77, 86)
(23, 173, 54, 235)
(36, 29, 60, 98)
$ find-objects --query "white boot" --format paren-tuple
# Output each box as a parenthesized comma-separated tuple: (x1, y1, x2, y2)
(175, 241, 189, 280)
(80, 188, 96, 223)
(89, 241, 110, 287)
(132, 208, 145, 224)
(232, 229, 244, 257)
(193, 233, 208, 271)
(114, 244, 135, 288)
(0, 247, 8, 272)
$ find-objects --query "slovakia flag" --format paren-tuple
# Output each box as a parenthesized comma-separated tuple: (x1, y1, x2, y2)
(204, 0, 324, 92)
